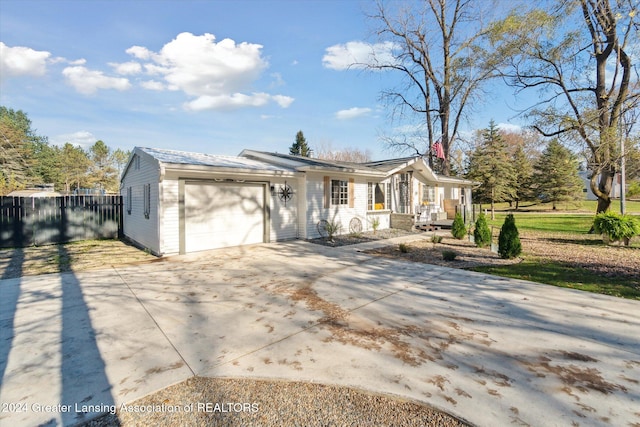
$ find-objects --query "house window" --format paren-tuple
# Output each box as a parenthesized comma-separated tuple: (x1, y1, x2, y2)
(143, 183, 151, 219)
(127, 187, 132, 214)
(331, 179, 348, 205)
(422, 185, 435, 203)
(368, 182, 385, 210)
(134, 155, 141, 170)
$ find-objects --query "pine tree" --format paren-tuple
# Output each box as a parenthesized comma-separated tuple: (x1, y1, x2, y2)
(533, 140, 584, 209)
(498, 214, 522, 259)
(511, 144, 535, 209)
(451, 213, 467, 239)
(473, 213, 492, 248)
(466, 121, 517, 219)
(289, 130, 312, 157)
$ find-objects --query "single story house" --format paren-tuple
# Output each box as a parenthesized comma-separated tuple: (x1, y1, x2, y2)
(120, 147, 476, 255)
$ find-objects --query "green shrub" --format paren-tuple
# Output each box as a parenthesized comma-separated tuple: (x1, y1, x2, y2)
(473, 213, 492, 248)
(627, 181, 640, 198)
(451, 213, 467, 239)
(442, 250, 457, 261)
(399, 243, 410, 253)
(431, 234, 443, 244)
(323, 219, 342, 242)
(370, 217, 381, 234)
(593, 211, 640, 245)
(498, 214, 522, 259)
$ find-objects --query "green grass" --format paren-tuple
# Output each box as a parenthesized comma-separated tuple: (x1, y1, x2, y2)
(485, 199, 640, 213)
(486, 214, 595, 234)
(467, 209, 640, 299)
(472, 257, 640, 300)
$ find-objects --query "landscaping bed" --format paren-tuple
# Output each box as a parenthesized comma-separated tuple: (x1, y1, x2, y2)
(364, 231, 640, 299)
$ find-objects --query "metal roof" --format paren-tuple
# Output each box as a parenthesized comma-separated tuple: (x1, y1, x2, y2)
(138, 147, 296, 172)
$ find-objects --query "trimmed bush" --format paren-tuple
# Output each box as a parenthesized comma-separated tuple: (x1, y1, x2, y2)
(451, 213, 467, 240)
(431, 234, 443, 244)
(593, 211, 640, 246)
(498, 214, 522, 259)
(473, 213, 492, 248)
(399, 243, 410, 253)
(442, 250, 457, 261)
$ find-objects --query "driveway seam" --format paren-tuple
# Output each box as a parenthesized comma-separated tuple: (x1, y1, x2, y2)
(112, 266, 196, 376)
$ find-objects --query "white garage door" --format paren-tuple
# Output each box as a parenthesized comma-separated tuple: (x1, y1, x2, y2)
(185, 182, 265, 252)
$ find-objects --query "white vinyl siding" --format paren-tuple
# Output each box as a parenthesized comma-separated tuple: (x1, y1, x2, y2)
(120, 150, 160, 254)
(160, 179, 179, 255)
(269, 179, 298, 241)
(305, 173, 374, 239)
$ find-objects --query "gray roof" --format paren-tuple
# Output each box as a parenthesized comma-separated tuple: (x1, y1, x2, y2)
(361, 156, 422, 172)
(241, 150, 380, 175)
(139, 147, 295, 172)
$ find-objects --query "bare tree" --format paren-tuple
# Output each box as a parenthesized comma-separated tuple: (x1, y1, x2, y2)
(366, 0, 500, 175)
(490, 0, 638, 214)
(314, 141, 372, 162)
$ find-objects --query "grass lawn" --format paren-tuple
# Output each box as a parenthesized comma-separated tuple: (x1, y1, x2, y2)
(485, 214, 596, 234)
(466, 208, 640, 299)
(485, 199, 640, 213)
(472, 257, 640, 300)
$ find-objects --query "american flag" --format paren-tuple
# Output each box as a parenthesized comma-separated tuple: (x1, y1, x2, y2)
(433, 140, 445, 160)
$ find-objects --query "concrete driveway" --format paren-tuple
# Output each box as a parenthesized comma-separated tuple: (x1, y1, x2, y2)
(1, 239, 639, 427)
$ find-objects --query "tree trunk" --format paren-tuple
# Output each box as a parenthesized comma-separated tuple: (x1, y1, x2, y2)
(591, 168, 615, 214)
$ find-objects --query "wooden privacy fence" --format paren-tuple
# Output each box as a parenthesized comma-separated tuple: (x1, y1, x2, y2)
(0, 196, 123, 248)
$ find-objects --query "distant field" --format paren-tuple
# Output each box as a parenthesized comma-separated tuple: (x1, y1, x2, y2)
(473, 200, 640, 236)
(486, 214, 595, 234)
(483, 199, 640, 214)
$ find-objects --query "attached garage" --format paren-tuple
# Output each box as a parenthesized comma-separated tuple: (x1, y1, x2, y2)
(183, 181, 266, 252)
(121, 147, 299, 256)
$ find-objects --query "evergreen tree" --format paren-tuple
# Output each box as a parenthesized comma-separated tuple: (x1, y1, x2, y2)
(511, 144, 535, 209)
(60, 143, 91, 193)
(88, 140, 118, 192)
(289, 130, 312, 157)
(451, 213, 467, 239)
(466, 121, 517, 219)
(533, 140, 583, 209)
(473, 213, 492, 248)
(498, 214, 522, 259)
(0, 107, 46, 192)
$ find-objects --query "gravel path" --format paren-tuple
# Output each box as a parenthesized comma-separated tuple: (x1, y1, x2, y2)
(84, 377, 469, 427)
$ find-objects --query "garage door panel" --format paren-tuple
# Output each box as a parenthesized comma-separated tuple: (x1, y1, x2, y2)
(185, 182, 264, 252)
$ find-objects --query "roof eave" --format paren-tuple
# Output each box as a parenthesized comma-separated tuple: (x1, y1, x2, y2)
(161, 163, 299, 177)
(298, 165, 386, 177)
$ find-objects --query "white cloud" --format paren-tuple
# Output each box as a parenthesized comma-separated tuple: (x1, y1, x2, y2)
(133, 32, 266, 96)
(62, 66, 131, 95)
(497, 122, 522, 133)
(0, 42, 51, 78)
(141, 80, 166, 91)
(270, 72, 285, 88)
(126, 32, 293, 110)
(126, 45, 154, 60)
(272, 94, 294, 108)
(184, 92, 293, 111)
(323, 41, 398, 70)
(335, 107, 372, 120)
(110, 61, 142, 75)
(50, 130, 96, 148)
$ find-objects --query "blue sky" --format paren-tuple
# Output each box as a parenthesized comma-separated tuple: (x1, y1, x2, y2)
(0, 0, 527, 160)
